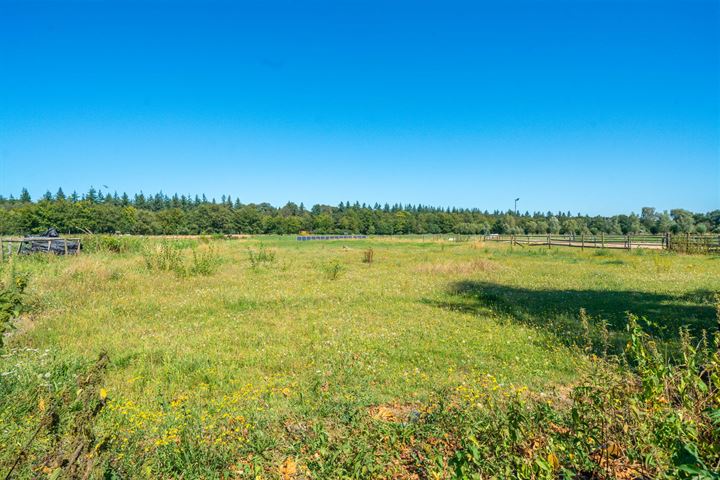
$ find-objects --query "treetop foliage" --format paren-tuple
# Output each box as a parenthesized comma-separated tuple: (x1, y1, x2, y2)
(0, 189, 717, 236)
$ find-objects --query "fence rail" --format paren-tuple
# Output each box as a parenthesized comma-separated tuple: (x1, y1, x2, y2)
(297, 235, 367, 241)
(0, 237, 82, 258)
(483, 233, 720, 254)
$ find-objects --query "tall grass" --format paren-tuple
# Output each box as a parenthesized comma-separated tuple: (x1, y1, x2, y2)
(143, 243, 220, 277)
(82, 235, 145, 254)
(0, 259, 27, 348)
(247, 243, 276, 269)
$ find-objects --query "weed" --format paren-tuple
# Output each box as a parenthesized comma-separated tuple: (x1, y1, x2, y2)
(322, 259, 344, 280)
(653, 254, 673, 273)
(143, 243, 184, 274)
(0, 260, 27, 349)
(579, 307, 592, 353)
(361, 247, 374, 265)
(187, 247, 221, 276)
(143, 242, 220, 277)
(248, 243, 276, 269)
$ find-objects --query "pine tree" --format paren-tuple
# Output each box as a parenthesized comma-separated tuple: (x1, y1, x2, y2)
(86, 187, 98, 203)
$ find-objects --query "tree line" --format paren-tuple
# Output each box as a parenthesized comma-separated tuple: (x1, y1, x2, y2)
(0, 188, 717, 236)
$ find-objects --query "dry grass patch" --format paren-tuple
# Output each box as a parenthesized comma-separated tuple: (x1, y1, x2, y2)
(369, 403, 420, 423)
(416, 259, 499, 275)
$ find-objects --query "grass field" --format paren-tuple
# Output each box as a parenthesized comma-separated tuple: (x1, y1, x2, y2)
(1, 237, 719, 479)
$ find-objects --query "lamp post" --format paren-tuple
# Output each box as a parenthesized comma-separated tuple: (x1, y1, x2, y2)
(514, 198, 520, 215)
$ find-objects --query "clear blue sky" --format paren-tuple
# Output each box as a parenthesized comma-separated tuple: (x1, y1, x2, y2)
(1, 0, 718, 214)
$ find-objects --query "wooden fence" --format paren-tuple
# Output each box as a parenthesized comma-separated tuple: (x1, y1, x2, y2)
(0, 237, 81, 259)
(483, 233, 720, 254)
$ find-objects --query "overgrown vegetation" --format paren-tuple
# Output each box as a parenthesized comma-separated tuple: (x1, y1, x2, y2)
(405, 312, 720, 479)
(322, 259, 345, 280)
(0, 260, 28, 348)
(247, 243, 276, 269)
(0, 238, 718, 478)
(82, 235, 144, 254)
(143, 242, 220, 277)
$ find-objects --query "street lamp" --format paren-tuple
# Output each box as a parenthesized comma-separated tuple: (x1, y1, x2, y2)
(514, 198, 520, 215)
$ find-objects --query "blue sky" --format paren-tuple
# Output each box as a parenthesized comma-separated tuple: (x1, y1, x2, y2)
(1, 0, 718, 214)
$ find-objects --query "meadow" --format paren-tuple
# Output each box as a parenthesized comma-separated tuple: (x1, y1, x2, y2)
(1, 237, 719, 479)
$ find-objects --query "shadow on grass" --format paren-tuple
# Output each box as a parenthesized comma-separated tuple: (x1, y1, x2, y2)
(427, 280, 718, 354)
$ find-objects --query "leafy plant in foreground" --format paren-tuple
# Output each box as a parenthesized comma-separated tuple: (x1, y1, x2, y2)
(0, 261, 28, 349)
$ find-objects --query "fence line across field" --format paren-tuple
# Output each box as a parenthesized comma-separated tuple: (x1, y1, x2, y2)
(0, 237, 82, 259)
(482, 233, 720, 253)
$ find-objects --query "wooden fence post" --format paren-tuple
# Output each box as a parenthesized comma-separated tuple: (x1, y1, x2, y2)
(581, 234, 584, 250)
(601, 232, 605, 249)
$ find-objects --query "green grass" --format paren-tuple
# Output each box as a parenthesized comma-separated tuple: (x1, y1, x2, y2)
(1, 238, 718, 478)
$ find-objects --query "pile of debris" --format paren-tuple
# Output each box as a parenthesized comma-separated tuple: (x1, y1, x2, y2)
(15, 228, 81, 255)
